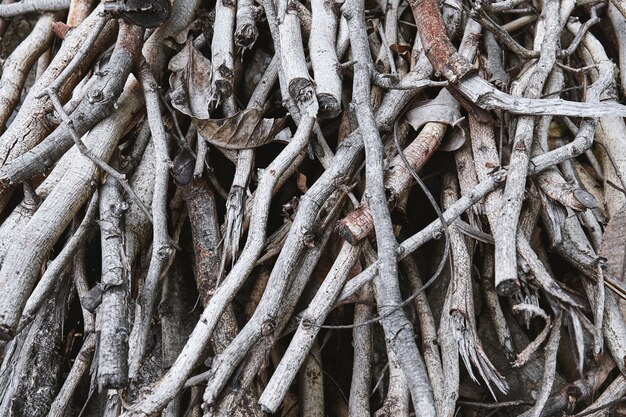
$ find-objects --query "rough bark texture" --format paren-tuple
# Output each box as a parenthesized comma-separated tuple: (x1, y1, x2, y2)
(0, 2, 626, 417)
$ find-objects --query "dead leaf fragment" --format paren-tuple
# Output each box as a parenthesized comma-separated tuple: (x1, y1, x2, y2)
(168, 39, 212, 119)
(195, 109, 287, 150)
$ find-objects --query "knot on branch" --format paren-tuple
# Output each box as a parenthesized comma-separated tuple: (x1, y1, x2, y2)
(87, 89, 105, 104)
(261, 319, 276, 336)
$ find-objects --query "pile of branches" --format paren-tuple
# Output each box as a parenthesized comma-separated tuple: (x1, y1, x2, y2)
(3, 0, 626, 415)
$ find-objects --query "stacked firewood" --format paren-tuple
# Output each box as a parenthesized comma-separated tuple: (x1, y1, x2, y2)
(1, 0, 626, 415)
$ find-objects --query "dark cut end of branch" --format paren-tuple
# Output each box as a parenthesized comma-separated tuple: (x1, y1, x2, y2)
(214, 79, 234, 102)
(573, 188, 598, 210)
(335, 203, 374, 245)
(288, 78, 315, 103)
(317, 93, 341, 119)
(495, 278, 520, 296)
(235, 24, 259, 48)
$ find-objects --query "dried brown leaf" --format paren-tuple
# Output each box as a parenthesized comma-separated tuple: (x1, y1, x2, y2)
(297, 173, 308, 193)
(168, 39, 212, 119)
(174, 21, 198, 44)
(195, 109, 287, 150)
(390, 43, 412, 65)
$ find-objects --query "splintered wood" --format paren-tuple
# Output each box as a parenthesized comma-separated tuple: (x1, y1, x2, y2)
(2, 0, 626, 416)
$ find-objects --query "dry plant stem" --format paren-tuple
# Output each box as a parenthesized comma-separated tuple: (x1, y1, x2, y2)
(104, 391, 122, 417)
(519, 315, 562, 417)
(300, 343, 324, 417)
(574, 375, 626, 417)
(610, 0, 626, 20)
(536, 169, 597, 211)
(344, 0, 435, 413)
(401, 256, 445, 415)
(221, 150, 253, 274)
(0, 0, 69, 17)
(436, 220, 461, 416)
(124, 141, 155, 275)
(0, 12, 58, 130)
(348, 283, 373, 417)
(235, 0, 257, 48)
(501, 14, 538, 32)
(18, 191, 98, 330)
(193, 132, 207, 178)
(201, 116, 320, 407)
(339, 169, 506, 301)
(0, 4, 112, 169)
(97, 170, 131, 389)
(0, 21, 143, 187)
(66, 0, 94, 26)
(122, 115, 315, 416)
(72, 246, 95, 333)
(338, 114, 599, 302)
(480, 248, 514, 356)
(337, 19, 483, 244)
(44, 13, 109, 97)
(442, 173, 508, 398)
(0, 287, 65, 415)
(484, 30, 508, 88)
(310, 0, 341, 119)
(211, 0, 236, 106)
(455, 141, 480, 206)
(259, 242, 360, 412)
(0, 189, 40, 265)
(0, 82, 143, 340)
(221, 55, 279, 271)
(207, 195, 343, 414)
(130, 64, 174, 377)
(569, 20, 626, 217)
(0, 0, 13, 39)
(179, 178, 222, 306)
(180, 176, 258, 416)
(487, 0, 527, 12)
(46, 333, 97, 416)
(278, 0, 316, 111)
(609, 4, 626, 96)
(376, 347, 410, 417)
(542, 203, 626, 374)
(337, 120, 446, 250)
(408, 0, 626, 119)
(132, 26, 431, 414)
(143, 0, 201, 78)
(160, 266, 185, 417)
(36, 47, 51, 81)
(539, 357, 615, 416)
(469, 116, 581, 307)
(494, 0, 559, 295)
(47, 91, 152, 222)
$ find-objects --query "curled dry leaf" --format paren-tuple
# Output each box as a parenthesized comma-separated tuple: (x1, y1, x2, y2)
(168, 38, 212, 119)
(405, 99, 466, 152)
(195, 109, 287, 150)
(390, 43, 412, 65)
